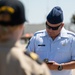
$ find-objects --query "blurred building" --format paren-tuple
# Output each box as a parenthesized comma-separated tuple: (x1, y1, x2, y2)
(21, 23, 75, 43)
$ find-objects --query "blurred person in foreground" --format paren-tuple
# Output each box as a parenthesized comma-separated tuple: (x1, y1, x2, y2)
(26, 6, 75, 75)
(0, 0, 50, 75)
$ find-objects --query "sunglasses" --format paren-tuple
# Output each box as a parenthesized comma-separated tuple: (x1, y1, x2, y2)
(46, 22, 61, 30)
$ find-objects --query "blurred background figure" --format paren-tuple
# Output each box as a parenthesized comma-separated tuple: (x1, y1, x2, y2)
(0, 0, 50, 75)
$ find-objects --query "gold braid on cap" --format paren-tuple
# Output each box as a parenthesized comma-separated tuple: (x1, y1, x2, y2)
(0, 6, 15, 14)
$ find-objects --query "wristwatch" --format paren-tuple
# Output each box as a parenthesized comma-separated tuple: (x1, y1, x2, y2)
(58, 65, 63, 71)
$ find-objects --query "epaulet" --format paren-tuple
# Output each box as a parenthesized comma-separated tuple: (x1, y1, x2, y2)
(34, 31, 44, 36)
(67, 31, 75, 37)
(24, 50, 43, 65)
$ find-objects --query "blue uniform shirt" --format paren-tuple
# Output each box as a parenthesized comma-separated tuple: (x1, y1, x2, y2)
(26, 27, 75, 75)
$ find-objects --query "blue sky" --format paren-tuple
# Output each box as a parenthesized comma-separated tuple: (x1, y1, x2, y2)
(20, 0, 75, 24)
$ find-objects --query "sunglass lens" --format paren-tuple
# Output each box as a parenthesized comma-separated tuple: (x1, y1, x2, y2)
(46, 22, 61, 30)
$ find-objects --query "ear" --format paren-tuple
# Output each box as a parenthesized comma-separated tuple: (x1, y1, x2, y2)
(61, 23, 64, 27)
(18, 24, 24, 30)
(60, 23, 64, 29)
(59, 23, 64, 30)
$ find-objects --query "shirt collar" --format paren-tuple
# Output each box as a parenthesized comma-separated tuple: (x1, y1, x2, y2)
(60, 27, 69, 38)
(41, 28, 68, 38)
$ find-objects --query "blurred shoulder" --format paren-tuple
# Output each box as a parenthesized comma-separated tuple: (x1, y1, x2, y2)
(24, 50, 43, 65)
(8, 42, 50, 75)
(24, 50, 50, 75)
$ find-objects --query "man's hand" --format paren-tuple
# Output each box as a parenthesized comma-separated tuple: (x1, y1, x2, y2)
(46, 61, 59, 70)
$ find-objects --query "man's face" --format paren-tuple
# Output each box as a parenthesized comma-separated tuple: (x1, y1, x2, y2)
(46, 21, 64, 39)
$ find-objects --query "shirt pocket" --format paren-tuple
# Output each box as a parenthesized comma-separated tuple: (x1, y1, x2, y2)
(55, 44, 71, 62)
(35, 45, 48, 59)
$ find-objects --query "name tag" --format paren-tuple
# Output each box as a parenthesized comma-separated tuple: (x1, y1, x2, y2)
(38, 44, 45, 46)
